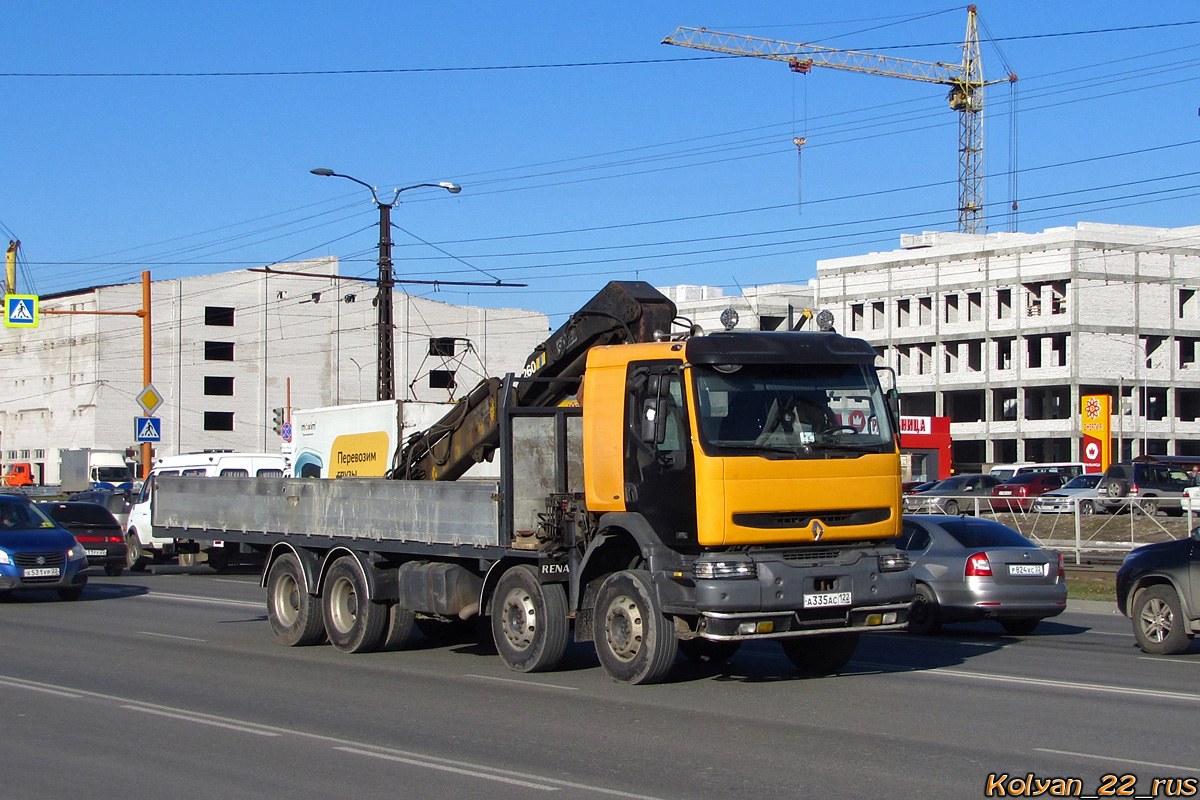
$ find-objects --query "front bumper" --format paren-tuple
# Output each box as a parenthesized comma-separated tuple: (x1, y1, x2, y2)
(0, 560, 89, 592)
(83, 543, 128, 567)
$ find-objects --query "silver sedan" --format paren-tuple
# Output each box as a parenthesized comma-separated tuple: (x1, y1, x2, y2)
(898, 515, 1067, 635)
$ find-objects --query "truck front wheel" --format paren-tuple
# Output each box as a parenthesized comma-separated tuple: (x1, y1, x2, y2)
(491, 565, 569, 673)
(323, 557, 387, 654)
(266, 553, 325, 647)
(780, 632, 860, 677)
(594, 570, 678, 685)
(125, 532, 148, 573)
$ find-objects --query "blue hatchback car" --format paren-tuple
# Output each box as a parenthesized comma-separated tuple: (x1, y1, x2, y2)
(0, 493, 90, 600)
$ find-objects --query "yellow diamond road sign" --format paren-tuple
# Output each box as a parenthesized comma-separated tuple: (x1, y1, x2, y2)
(137, 384, 163, 416)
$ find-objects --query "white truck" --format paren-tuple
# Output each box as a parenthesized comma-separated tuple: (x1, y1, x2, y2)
(2, 448, 134, 495)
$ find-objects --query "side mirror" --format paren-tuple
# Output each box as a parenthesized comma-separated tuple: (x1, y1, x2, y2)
(640, 398, 669, 445)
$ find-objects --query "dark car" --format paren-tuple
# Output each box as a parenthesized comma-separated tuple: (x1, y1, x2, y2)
(41, 501, 128, 577)
(902, 474, 1002, 516)
(1116, 529, 1200, 655)
(988, 472, 1065, 513)
(898, 515, 1067, 635)
(0, 494, 90, 600)
(1097, 462, 1189, 516)
(67, 489, 134, 530)
(903, 480, 937, 495)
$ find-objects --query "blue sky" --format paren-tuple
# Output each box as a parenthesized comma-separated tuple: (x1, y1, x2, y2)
(3, 2, 1198, 324)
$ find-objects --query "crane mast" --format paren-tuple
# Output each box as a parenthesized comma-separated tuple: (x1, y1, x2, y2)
(663, 5, 1015, 234)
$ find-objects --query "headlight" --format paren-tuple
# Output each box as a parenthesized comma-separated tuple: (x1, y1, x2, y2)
(694, 560, 757, 580)
(68, 544, 87, 561)
(0, 550, 11, 565)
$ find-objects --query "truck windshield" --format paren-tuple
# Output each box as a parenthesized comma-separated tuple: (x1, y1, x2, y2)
(691, 362, 895, 459)
(95, 467, 131, 482)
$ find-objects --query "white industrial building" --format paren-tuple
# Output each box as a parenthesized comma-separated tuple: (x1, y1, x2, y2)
(816, 222, 1200, 470)
(0, 258, 548, 483)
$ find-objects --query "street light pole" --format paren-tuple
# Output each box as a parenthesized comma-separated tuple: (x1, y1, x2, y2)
(311, 168, 461, 401)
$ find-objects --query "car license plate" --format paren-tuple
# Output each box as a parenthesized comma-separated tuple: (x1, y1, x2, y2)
(23, 567, 61, 578)
(1009, 564, 1046, 577)
(803, 591, 852, 608)
(85, 549, 106, 557)
(998, 490, 1012, 496)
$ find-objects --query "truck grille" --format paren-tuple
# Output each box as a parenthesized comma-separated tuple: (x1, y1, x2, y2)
(732, 508, 890, 529)
(781, 549, 843, 563)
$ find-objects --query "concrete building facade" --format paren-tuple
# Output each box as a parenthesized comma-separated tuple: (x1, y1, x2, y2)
(816, 222, 1200, 470)
(0, 258, 548, 482)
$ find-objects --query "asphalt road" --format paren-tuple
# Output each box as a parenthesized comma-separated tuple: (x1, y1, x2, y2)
(3, 568, 1198, 800)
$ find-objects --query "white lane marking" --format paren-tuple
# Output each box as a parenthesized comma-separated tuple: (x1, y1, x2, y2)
(1085, 630, 1130, 637)
(0, 678, 83, 699)
(132, 592, 261, 608)
(211, 579, 257, 585)
(1035, 748, 1199, 773)
(0, 674, 666, 800)
(464, 674, 579, 691)
(121, 705, 281, 736)
(137, 631, 208, 642)
(860, 662, 1200, 703)
(336, 746, 558, 791)
(1139, 656, 1200, 665)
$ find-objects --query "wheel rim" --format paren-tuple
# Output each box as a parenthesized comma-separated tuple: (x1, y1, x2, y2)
(273, 572, 300, 627)
(126, 536, 140, 566)
(499, 587, 537, 651)
(603, 593, 644, 663)
(944, 501, 958, 515)
(1139, 598, 1173, 643)
(910, 594, 929, 626)
(328, 576, 358, 634)
(1080, 501, 1094, 515)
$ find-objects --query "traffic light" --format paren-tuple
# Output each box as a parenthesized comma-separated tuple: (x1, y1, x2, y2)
(272, 407, 285, 435)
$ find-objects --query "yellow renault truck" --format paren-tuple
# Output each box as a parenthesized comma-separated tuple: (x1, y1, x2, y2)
(155, 282, 911, 684)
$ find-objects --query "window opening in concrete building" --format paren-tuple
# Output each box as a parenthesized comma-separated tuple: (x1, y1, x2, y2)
(951, 439, 985, 472)
(918, 296, 932, 325)
(759, 315, 785, 331)
(944, 342, 958, 373)
(1178, 438, 1200, 456)
(966, 340, 983, 372)
(1026, 437, 1071, 463)
(945, 294, 959, 324)
(429, 337, 457, 357)
(1024, 283, 1042, 316)
(902, 392, 935, 417)
(993, 388, 1018, 421)
(992, 439, 1018, 464)
(996, 338, 1013, 370)
(1026, 336, 1043, 369)
(204, 341, 234, 361)
(897, 298, 910, 327)
(968, 292, 982, 322)
(1145, 439, 1168, 457)
(1176, 389, 1200, 422)
(872, 301, 885, 329)
(1143, 336, 1166, 369)
(1180, 288, 1196, 319)
(205, 306, 235, 327)
(897, 345, 912, 375)
(204, 376, 234, 396)
(1051, 334, 1067, 367)
(430, 369, 456, 390)
(1144, 386, 1167, 421)
(1050, 281, 1067, 315)
(203, 411, 234, 431)
(851, 304, 864, 331)
(945, 390, 984, 423)
(1180, 338, 1198, 370)
(917, 343, 933, 375)
(997, 288, 1012, 319)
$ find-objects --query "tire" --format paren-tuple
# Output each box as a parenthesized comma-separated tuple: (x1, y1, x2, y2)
(907, 583, 942, 635)
(593, 570, 678, 685)
(1000, 617, 1040, 635)
(379, 601, 420, 651)
(490, 565, 569, 673)
(126, 532, 148, 572)
(58, 584, 85, 601)
(1132, 585, 1192, 655)
(322, 556, 388, 654)
(265, 553, 325, 647)
(942, 500, 959, 516)
(104, 563, 124, 577)
(1078, 500, 1095, 516)
(678, 638, 741, 663)
(779, 632, 860, 677)
(1137, 497, 1159, 517)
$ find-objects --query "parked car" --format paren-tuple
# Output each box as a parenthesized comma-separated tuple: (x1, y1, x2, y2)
(1116, 528, 1200, 654)
(1030, 473, 1104, 515)
(902, 474, 1002, 516)
(988, 472, 1066, 513)
(41, 501, 128, 577)
(67, 489, 134, 530)
(988, 462, 1085, 483)
(1096, 462, 1189, 516)
(897, 515, 1067, 635)
(903, 480, 937, 495)
(0, 494, 90, 600)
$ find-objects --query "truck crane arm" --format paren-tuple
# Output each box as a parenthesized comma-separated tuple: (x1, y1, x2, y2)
(390, 281, 677, 481)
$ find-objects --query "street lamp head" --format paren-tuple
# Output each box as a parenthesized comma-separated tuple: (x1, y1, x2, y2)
(310, 168, 335, 176)
(439, 182, 462, 194)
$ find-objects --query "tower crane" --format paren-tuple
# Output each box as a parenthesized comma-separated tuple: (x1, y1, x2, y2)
(663, 5, 1016, 235)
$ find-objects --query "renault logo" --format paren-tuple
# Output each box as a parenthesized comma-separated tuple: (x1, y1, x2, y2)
(810, 520, 825, 541)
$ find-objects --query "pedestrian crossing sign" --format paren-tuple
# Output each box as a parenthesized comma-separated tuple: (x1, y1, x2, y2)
(135, 417, 162, 442)
(4, 295, 38, 328)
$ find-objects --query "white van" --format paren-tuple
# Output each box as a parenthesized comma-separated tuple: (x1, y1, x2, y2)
(125, 452, 287, 571)
(988, 462, 1086, 483)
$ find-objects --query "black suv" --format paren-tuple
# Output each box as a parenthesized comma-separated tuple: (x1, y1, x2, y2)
(1117, 529, 1200, 654)
(1096, 462, 1189, 516)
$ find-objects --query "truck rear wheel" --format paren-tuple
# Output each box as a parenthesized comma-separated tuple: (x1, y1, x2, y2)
(380, 602, 420, 651)
(323, 556, 387, 654)
(780, 632, 860, 677)
(266, 553, 325, 647)
(491, 565, 569, 673)
(594, 570, 678, 685)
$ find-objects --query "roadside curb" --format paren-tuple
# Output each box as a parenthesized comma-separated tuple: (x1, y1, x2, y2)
(1067, 599, 1120, 615)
